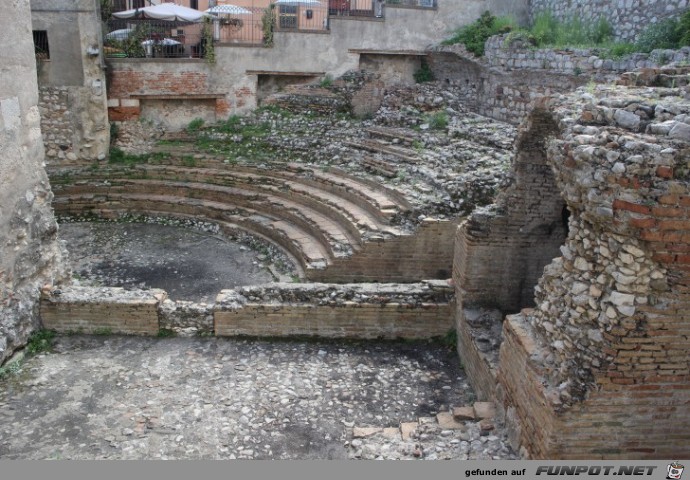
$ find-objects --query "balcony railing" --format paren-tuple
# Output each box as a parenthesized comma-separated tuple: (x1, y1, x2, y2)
(102, 0, 431, 56)
(104, 20, 206, 58)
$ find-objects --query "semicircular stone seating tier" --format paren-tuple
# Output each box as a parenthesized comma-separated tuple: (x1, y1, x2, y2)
(49, 160, 415, 280)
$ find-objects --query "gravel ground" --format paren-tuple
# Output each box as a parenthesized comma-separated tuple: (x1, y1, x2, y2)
(59, 222, 290, 303)
(0, 336, 517, 460)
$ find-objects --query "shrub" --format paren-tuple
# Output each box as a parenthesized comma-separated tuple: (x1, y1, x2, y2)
(319, 74, 333, 87)
(428, 111, 448, 130)
(442, 11, 517, 56)
(26, 329, 55, 355)
(636, 18, 682, 52)
(679, 9, 690, 46)
(413, 60, 434, 83)
(529, 11, 613, 47)
(186, 118, 205, 133)
(605, 42, 638, 58)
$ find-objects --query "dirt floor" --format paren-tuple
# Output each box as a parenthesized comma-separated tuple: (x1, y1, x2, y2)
(59, 222, 286, 303)
(0, 335, 516, 460)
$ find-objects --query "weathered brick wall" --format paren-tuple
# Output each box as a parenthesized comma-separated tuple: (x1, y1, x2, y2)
(454, 109, 567, 314)
(215, 281, 454, 339)
(106, 60, 236, 126)
(309, 219, 458, 282)
(529, 0, 689, 42)
(491, 70, 690, 458)
(41, 286, 165, 335)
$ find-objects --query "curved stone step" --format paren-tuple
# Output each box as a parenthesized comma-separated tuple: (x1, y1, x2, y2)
(54, 180, 358, 259)
(53, 193, 333, 272)
(343, 139, 419, 163)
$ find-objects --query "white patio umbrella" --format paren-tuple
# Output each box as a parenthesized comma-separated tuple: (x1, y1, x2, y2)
(105, 28, 135, 40)
(205, 4, 252, 15)
(112, 3, 209, 22)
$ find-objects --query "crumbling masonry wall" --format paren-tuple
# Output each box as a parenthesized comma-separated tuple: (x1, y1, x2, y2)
(32, 0, 110, 164)
(482, 71, 690, 458)
(0, 0, 65, 364)
(452, 106, 568, 401)
(40, 282, 454, 339)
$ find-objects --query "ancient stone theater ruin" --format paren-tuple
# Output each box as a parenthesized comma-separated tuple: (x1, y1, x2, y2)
(1, 0, 688, 459)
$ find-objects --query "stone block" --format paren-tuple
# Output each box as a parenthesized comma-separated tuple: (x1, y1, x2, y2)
(352, 427, 381, 438)
(473, 401, 496, 420)
(120, 98, 140, 108)
(436, 412, 466, 430)
(452, 406, 475, 421)
(400, 422, 417, 440)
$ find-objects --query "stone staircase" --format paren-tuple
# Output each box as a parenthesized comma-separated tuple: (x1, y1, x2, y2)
(50, 159, 414, 279)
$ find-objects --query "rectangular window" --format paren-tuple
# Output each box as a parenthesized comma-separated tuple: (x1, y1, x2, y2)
(279, 5, 297, 29)
(33, 30, 50, 60)
(190, 0, 199, 9)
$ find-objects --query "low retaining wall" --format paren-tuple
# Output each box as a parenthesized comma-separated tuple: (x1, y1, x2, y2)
(40, 286, 166, 335)
(39, 281, 454, 339)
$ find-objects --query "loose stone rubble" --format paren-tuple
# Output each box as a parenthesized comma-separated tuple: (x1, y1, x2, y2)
(0, 335, 516, 460)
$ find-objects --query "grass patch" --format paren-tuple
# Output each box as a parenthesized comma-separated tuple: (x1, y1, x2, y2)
(186, 118, 205, 134)
(426, 111, 449, 130)
(109, 147, 170, 166)
(181, 155, 197, 167)
(319, 74, 333, 87)
(442, 10, 517, 56)
(413, 60, 435, 83)
(157, 328, 176, 338)
(26, 329, 56, 355)
(92, 327, 113, 336)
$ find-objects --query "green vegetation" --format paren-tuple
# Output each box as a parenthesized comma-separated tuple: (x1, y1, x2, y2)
(441, 328, 458, 350)
(413, 60, 435, 83)
(261, 5, 276, 47)
(157, 328, 176, 338)
(202, 17, 216, 64)
(441, 11, 518, 56)
(0, 329, 56, 380)
(320, 74, 333, 88)
(445, 8, 690, 61)
(109, 147, 171, 165)
(93, 327, 113, 336)
(181, 155, 197, 167)
(426, 111, 449, 130)
(26, 329, 56, 355)
(186, 118, 205, 133)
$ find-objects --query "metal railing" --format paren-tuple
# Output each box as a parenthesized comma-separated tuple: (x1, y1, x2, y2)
(386, 0, 437, 8)
(102, 0, 418, 56)
(104, 20, 205, 58)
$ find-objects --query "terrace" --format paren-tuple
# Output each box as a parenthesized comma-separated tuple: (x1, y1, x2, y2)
(103, 0, 438, 56)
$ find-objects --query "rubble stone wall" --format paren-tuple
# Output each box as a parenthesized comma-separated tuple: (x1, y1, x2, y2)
(215, 281, 454, 338)
(0, 0, 66, 364)
(481, 70, 690, 458)
(428, 48, 587, 125)
(32, 0, 110, 164)
(40, 282, 454, 340)
(484, 35, 690, 76)
(529, 0, 689, 42)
